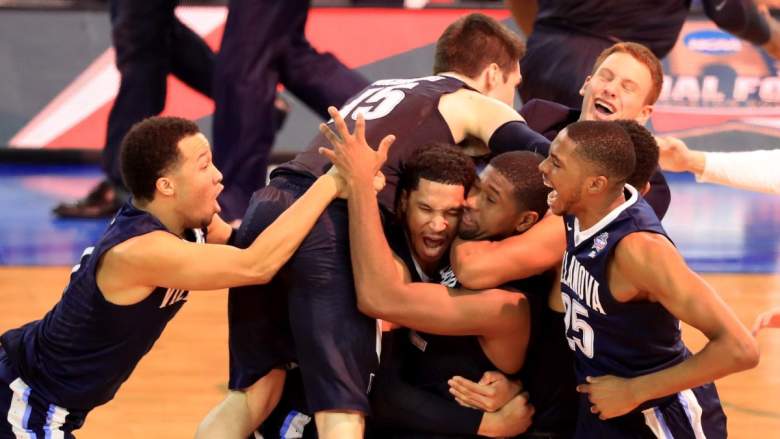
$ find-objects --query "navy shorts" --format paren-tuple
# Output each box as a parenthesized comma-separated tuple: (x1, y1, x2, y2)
(228, 173, 380, 414)
(574, 383, 726, 438)
(0, 347, 86, 439)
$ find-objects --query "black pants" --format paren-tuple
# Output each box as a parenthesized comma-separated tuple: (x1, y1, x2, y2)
(211, 0, 369, 220)
(103, 0, 215, 188)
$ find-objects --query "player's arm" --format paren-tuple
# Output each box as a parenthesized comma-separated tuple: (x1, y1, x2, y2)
(318, 107, 528, 337)
(658, 136, 780, 194)
(439, 90, 550, 155)
(205, 212, 233, 244)
(701, 0, 779, 58)
(579, 233, 760, 419)
(451, 214, 565, 290)
(100, 173, 344, 292)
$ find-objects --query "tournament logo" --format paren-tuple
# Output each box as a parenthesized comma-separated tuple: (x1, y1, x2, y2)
(589, 232, 609, 258)
(683, 29, 741, 56)
(655, 19, 780, 147)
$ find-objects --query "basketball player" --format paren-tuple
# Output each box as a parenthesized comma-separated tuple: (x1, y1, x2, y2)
(447, 119, 662, 439)
(319, 135, 555, 438)
(0, 116, 348, 438)
(452, 42, 670, 293)
(197, 13, 552, 439)
(540, 120, 759, 438)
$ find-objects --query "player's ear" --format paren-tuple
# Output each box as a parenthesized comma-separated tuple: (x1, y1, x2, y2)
(514, 210, 539, 234)
(156, 176, 175, 197)
(579, 76, 592, 97)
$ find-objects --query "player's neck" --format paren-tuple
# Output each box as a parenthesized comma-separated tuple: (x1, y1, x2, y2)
(574, 190, 627, 231)
(132, 198, 186, 237)
(439, 72, 483, 93)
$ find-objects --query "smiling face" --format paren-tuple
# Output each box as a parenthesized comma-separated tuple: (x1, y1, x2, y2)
(538, 129, 588, 216)
(579, 52, 655, 124)
(400, 178, 465, 270)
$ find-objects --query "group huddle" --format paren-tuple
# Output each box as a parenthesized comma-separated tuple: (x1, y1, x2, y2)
(0, 13, 758, 439)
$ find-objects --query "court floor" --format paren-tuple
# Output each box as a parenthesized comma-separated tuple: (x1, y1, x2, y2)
(0, 165, 779, 438)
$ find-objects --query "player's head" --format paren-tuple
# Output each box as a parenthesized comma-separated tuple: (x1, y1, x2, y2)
(460, 151, 550, 240)
(433, 13, 524, 106)
(539, 121, 635, 216)
(397, 144, 476, 269)
(615, 120, 659, 194)
(579, 42, 663, 125)
(120, 116, 223, 229)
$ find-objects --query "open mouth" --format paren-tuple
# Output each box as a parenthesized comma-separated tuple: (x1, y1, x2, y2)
(594, 99, 616, 116)
(542, 178, 558, 207)
(422, 237, 445, 250)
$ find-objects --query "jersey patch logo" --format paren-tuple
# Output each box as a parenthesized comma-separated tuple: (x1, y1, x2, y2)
(589, 232, 609, 258)
(439, 265, 459, 288)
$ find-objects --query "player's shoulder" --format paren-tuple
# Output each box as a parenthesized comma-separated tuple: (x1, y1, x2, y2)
(614, 231, 672, 267)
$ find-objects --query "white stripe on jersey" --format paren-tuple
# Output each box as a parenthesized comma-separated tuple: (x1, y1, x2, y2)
(43, 402, 69, 439)
(642, 406, 673, 439)
(7, 378, 35, 439)
(679, 389, 707, 439)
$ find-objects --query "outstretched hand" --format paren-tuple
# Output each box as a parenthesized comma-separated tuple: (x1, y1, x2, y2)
(753, 306, 780, 335)
(318, 107, 395, 188)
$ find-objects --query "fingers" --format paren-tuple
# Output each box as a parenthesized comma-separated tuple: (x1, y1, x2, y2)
(354, 112, 366, 143)
(376, 134, 396, 163)
(454, 397, 480, 410)
(319, 123, 342, 149)
(449, 382, 491, 412)
(327, 106, 350, 140)
(480, 370, 503, 385)
(450, 377, 492, 397)
(318, 147, 337, 164)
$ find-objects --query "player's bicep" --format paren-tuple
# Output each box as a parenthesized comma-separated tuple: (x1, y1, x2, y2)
(114, 232, 256, 291)
(618, 235, 729, 339)
(396, 286, 528, 337)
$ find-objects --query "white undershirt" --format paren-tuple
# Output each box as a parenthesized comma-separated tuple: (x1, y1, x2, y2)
(697, 150, 780, 195)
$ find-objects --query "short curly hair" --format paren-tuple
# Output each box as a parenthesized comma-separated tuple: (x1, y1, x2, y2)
(489, 151, 550, 219)
(396, 143, 476, 213)
(120, 116, 201, 202)
(566, 121, 636, 186)
(615, 120, 659, 190)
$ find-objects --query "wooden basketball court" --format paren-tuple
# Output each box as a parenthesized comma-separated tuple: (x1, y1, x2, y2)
(1, 267, 779, 438)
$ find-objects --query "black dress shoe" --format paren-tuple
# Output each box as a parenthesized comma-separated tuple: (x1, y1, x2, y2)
(53, 179, 124, 219)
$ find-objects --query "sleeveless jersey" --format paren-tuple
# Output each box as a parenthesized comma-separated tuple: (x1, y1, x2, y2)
(560, 185, 689, 410)
(275, 75, 465, 214)
(0, 202, 204, 411)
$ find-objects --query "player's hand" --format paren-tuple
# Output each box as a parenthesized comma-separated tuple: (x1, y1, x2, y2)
(577, 375, 640, 420)
(318, 106, 395, 187)
(656, 136, 701, 173)
(753, 307, 780, 335)
(448, 371, 522, 412)
(477, 392, 534, 437)
(325, 166, 386, 199)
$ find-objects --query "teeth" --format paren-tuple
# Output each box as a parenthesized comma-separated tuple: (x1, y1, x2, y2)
(595, 100, 614, 114)
(547, 190, 558, 207)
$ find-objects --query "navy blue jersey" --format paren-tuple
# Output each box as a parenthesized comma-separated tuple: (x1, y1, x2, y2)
(276, 75, 463, 214)
(0, 202, 204, 411)
(560, 186, 690, 410)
